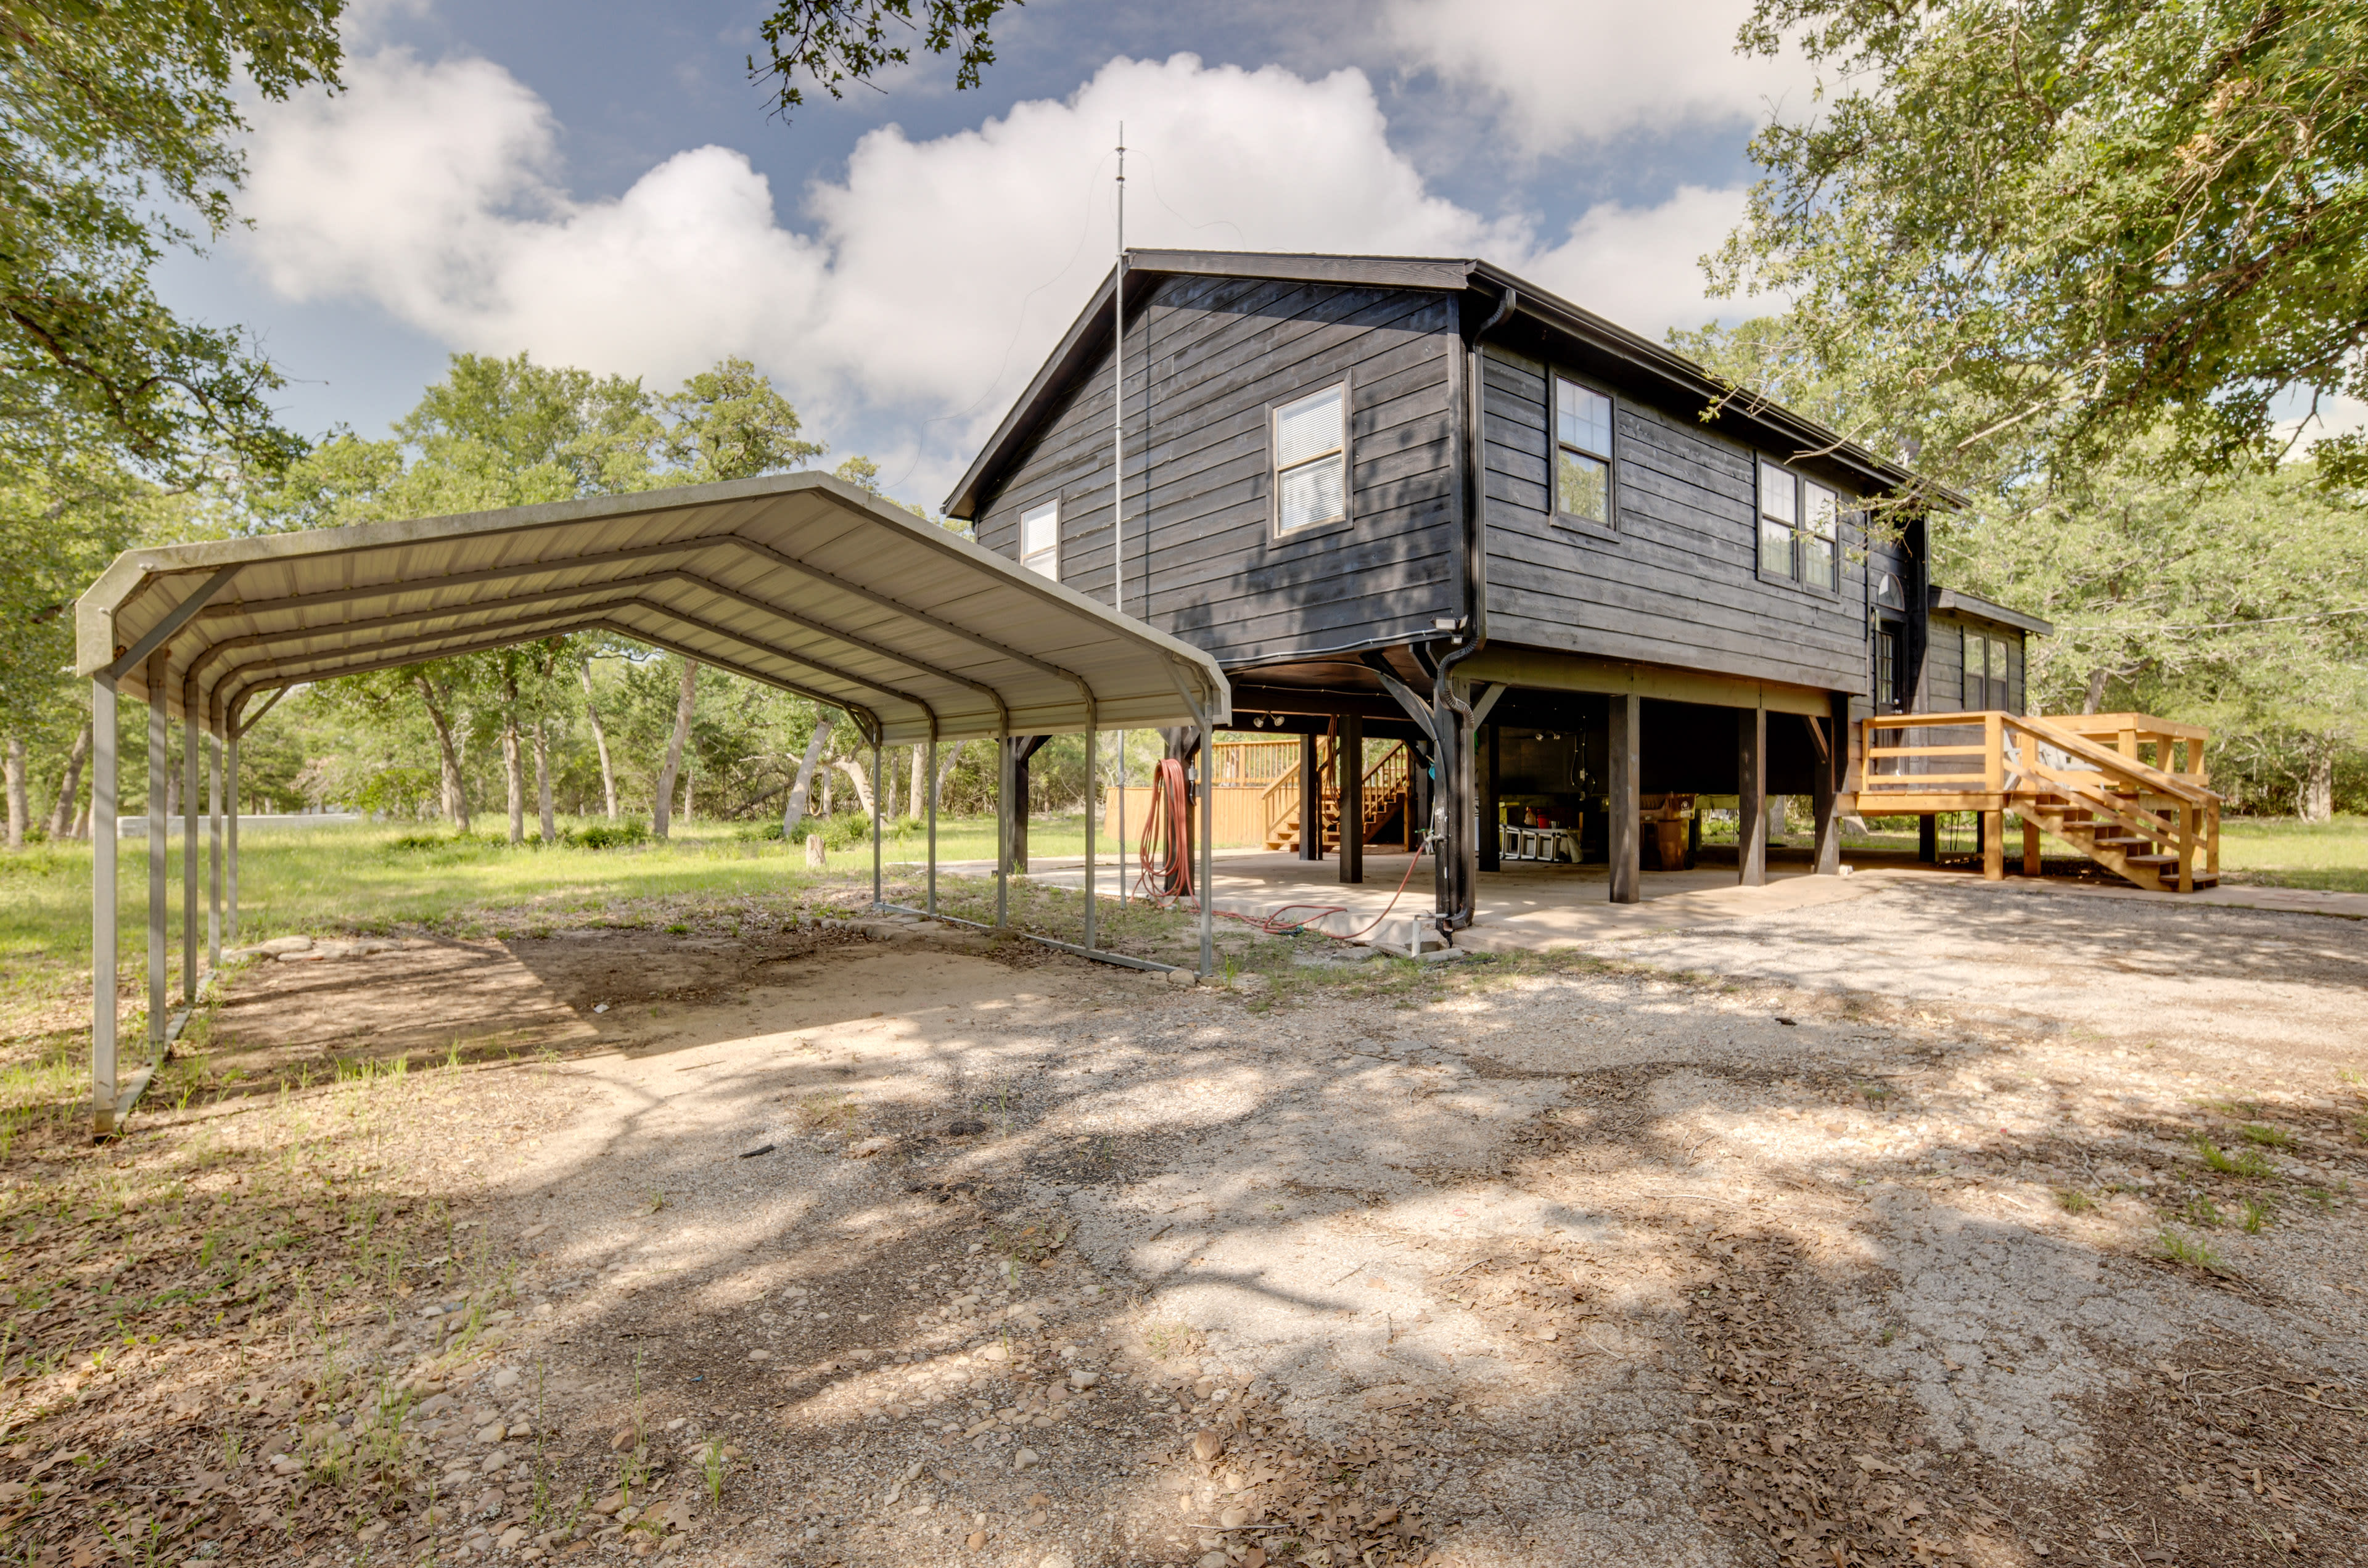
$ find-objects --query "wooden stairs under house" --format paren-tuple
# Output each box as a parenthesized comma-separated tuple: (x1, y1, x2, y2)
(1856, 711, 2221, 892)
(1262, 741, 1414, 853)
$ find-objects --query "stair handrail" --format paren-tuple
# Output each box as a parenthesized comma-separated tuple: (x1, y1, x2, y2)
(2009, 715, 2221, 808)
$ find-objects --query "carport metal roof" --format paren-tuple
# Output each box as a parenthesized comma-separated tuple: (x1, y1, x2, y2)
(75, 470, 1230, 744)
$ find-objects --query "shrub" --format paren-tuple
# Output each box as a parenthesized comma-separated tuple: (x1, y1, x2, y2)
(562, 821, 651, 851)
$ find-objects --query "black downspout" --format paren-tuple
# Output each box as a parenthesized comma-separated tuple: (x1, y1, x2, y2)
(1431, 283, 1516, 930)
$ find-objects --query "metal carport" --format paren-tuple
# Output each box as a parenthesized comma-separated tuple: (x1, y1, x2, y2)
(73, 470, 1230, 1133)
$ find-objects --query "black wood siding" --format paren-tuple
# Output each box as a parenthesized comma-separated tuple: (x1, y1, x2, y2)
(1922, 612, 2026, 713)
(1477, 345, 1873, 696)
(972, 276, 1462, 667)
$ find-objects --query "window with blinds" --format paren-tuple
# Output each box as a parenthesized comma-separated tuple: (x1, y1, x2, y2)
(1273, 384, 1348, 536)
(1020, 500, 1059, 579)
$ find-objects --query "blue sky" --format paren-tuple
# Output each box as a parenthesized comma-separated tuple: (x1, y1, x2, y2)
(166, 0, 1805, 508)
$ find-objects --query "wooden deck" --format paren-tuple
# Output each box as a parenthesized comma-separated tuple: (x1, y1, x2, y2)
(1851, 711, 2220, 892)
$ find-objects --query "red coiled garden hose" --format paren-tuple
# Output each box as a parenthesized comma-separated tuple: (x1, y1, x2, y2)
(1137, 756, 1193, 898)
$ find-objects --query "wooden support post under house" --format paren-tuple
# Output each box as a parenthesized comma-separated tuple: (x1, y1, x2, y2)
(1297, 733, 1322, 861)
(1981, 712, 2005, 881)
(1338, 714, 1363, 885)
(1810, 702, 1841, 875)
(1737, 706, 1767, 888)
(1608, 694, 1640, 904)
(1479, 722, 1500, 872)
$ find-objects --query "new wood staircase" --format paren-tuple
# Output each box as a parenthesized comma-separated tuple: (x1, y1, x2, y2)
(1857, 711, 2220, 892)
(1262, 741, 1412, 853)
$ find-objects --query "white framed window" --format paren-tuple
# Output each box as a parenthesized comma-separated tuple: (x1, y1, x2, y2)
(1758, 460, 1796, 577)
(1802, 480, 1839, 589)
(1758, 462, 1845, 593)
(1552, 374, 1614, 527)
(1273, 384, 1347, 536)
(1020, 499, 1059, 579)
(1963, 629, 2012, 710)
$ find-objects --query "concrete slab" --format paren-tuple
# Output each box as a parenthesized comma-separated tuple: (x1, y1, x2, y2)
(1026, 845, 2368, 958)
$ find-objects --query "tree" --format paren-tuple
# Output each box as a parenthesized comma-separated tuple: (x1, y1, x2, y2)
(0, 458, 176, 847)
(0, 0, 340, 482)
(661, 357, 822, 483)
(1718, 0, 2368, 486)
(782, 712, 836, 841)
(651, 658, 699, 839)
(750, 0, 1013, 116)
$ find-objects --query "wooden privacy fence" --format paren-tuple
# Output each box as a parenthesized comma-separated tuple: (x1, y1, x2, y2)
(1098, 737, 1415, 852)
(1857, 710, 2219, 892)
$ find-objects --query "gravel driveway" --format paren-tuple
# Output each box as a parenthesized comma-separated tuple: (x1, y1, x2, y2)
(202, 879, 2368, 1568)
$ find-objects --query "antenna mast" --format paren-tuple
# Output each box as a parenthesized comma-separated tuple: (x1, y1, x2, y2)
(1113, 125, 1127, 618)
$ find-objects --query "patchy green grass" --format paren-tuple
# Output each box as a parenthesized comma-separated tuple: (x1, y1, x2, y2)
(2215, 815, 2368, 894)
(0, 814, 1161, 1039)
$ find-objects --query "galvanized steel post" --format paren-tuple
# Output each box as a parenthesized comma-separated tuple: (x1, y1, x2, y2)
(91, 678, 117, 1134)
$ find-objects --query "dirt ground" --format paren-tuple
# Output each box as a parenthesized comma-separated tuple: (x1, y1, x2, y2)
(10, 875, 2368, 1568)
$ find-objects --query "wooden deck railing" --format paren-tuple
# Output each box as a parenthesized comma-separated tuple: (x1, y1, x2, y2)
(1857, 710, 2220, 891)
(1260, 741, 1411, 848)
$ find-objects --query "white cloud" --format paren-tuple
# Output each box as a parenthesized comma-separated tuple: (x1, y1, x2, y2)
(1383, 0, 1802, 152)
(1518, 184, 1750, 335)
(237, 49, 1750, 495)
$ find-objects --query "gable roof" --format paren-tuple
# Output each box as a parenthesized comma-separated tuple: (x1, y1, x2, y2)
(76, 470, 1230, 749)
(944, 249, 1950, 521)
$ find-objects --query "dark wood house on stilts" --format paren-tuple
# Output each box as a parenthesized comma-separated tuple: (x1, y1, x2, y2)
(947, 252, 2220, 937)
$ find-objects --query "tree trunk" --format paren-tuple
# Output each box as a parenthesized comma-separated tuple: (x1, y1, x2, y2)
(783, 713, 836, 842)
(414, 674, 470, 831)
(502, 670, 525, 847)
(821, 764, 832, 816)
(2301, 744, 2335, 823)
(831, 756, 876, 818)
(2, 734, 25, 851)
(933, 738, 969, 803)
(908, 742, 926, 819)
(683, 767, 694, 825)
(580, 659, 619, 821)
(2081, 665, 2111, 715)
(652, 659, 699, 839)
(535, 718, 555, 841)
(47, 724, 89, 839)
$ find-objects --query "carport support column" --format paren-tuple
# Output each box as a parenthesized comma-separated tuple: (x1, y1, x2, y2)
(207, 731, 221, 972)
(182, 705, 199, 1004)
(1812, 694, 1845, 875)
(1082, 718, 1096, 950)
(225, 728, 240, 942)
(145, 653, 167, 1053)
(1296, 734, 1321, 861)
(994, 737, 1009, 929)
(870, 738, 882, 909)
(925, 734, 938, 917)
(1198, 723, 1214, 977)
(91, 678, 118, 1135)
(1737, 705, 1767, 888)
(1608, 694, 1640, 905)
(1338, 714, 1363, 885)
